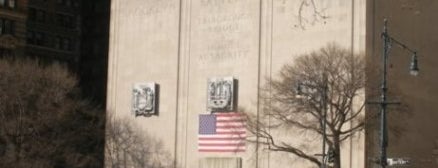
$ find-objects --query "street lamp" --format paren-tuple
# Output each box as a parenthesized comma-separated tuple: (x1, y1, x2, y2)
(296, 74, 329, 168)
(410, 52, 419, 76)
(375, 18, 419, 168)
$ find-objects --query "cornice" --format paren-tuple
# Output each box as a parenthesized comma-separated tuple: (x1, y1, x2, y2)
(0, 9, 26, 20)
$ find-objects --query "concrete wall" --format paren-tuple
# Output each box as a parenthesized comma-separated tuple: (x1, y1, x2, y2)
(366, 0, 438, 167)
(107, 0, 366, 167)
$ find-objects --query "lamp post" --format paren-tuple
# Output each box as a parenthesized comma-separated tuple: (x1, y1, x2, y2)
(321, 75, 328, 168)
(296, 74, 329, 168)
(376, 18, 419, 168)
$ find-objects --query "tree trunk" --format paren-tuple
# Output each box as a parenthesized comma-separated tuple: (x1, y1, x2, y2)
(333, 134, 341, 168)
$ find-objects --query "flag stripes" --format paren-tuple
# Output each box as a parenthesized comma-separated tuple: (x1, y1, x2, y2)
(198, 112, 246, 153)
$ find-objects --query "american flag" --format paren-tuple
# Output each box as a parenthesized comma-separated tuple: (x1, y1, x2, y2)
(198, 112, 246, 153)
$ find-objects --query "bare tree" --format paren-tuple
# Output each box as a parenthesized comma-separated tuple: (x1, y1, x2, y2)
(246, 43, 365, 168)
(105, 116, 172, 168)
(0, 58, 105, 168)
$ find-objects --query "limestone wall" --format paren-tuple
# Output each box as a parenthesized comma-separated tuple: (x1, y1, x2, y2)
(106, 0, 366, 167)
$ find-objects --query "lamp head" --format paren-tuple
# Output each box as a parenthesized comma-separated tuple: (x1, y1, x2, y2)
(410, 52, 419, 76)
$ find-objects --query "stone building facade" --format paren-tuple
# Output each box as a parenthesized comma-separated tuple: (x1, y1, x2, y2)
(25, 0, 82, 68)
(1, 0, 110, 103)
(0, 0, 26, 57)
(106, 0, 366, 167)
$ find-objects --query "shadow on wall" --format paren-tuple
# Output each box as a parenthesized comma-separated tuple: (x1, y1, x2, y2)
(105, 116, 173, 168)
(365, 53, 414, 163)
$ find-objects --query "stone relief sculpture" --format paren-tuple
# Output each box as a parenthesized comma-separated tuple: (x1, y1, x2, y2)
(132, 83, 157, 117)
(207, 77, 235, 112)
(199, 157, 242, 168)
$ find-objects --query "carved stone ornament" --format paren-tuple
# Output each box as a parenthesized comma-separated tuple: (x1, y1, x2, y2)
(207, 77, 235, 112)
(132, 83, 157, 117)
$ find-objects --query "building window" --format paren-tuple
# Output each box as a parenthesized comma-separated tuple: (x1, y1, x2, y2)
(54, 36, 61, 49)
(35, 32, 44, 46)
(67, 16, 74, 28)
(0, 19, 3, 35)
(56, 13, 75, 29)
(73, 0, 79, 7)
(36, 10, 46, 23)
(4, 20, 11, 34)
(29, 8, 36, 21)
(62, 38, 70, 51)
(0, 19, 14, 35)
(65, 0, 71, 7)
(57, 0, 76, 8)
(41, 33, 48, 46)
(27, 31, 35, 44)
(10, 21, 14, 35)
(27, 31, 51, 47)
(69, 39, 75, 51)
(7, 0, 14, 8)
(56, 14, 63, 26)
